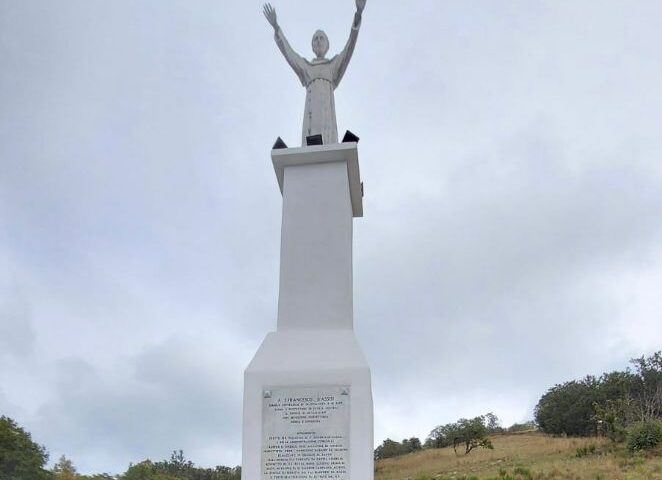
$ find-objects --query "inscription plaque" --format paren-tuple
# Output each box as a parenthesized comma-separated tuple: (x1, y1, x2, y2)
(262, 385, 350, 480)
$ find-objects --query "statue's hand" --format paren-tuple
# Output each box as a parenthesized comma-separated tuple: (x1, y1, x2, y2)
(263, 3, 278, 29)
(356, 0, 366, 14)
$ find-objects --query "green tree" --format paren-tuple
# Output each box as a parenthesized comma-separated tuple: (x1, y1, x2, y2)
(626, 419, 662, 451)
(121, 452, 241, 480)
(214, 466, 241, 480)
(0, 415, 52, 480)
(426, 415, 494, 455)
(535, 377, 600, 436)
(153, 450, 194, 478)
(485, 412, 503, 434)
(426, 423, 454, 448)
(374, 439, 404, 460)
(402, 437, 422, 452)
(629, 351, 662, 421)
(121, 460, 179, 480)
(593, 397, 633, 442)
(450, 417, 494, 455)
(53, 455, 77, 480)
(374, 437, 422, 460)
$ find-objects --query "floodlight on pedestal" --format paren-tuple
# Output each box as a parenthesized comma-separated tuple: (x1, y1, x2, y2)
(342, 130, 360, 143)
(306, 134, 324, 146)
(272, 137, 287, 150)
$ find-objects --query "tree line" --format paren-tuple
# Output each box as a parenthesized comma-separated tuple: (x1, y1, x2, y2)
(534, 351, 661, 450)
(0, 417, 240, 480)
(374, 412, 525, 460)
(374, 351, 661, 460)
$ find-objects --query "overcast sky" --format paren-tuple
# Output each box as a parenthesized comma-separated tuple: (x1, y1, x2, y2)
(1, 0, 662, 475)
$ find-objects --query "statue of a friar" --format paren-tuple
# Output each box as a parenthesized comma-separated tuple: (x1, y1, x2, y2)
(263, 1, 366, 146)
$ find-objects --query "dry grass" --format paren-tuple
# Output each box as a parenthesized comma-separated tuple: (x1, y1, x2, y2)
(374, 433, 662, 480)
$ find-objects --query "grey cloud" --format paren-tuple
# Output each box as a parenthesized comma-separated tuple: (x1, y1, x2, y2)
(34, 336, 244, 474)
(0, 389, 20, 418)
(356, 119, 662, 423)
(0, 284, 35, 359)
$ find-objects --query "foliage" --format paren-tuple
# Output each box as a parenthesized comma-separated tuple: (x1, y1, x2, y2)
(592, 370, 639, 441)
(425, 423, 454, 449)
(121, 451, 241, 480)
(122, 460, 180, 480)
(629, 351, 662, 421)
(484, 413, 503, 434)
(534, 376, 601, 436)
(0, 421, 241, 480)
(506, 421, 536, 433)
(592, 397, 632, 442)
(535, 351, 662, 437)
(403, 437, 422, 452)
(626, 419, 662, 452)
(511, 466, 532, 480)
(53, 455, 77, 480)
(152, 450, 195, 478)
(426, 415, 495, 455)
(0, 415, 52, 480)
(374, 437, 422, 460)
(451, 417, 494, 455)
(574, 443, 597, 457)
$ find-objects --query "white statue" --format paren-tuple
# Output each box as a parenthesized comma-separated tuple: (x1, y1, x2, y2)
(263, 1, 366, 146)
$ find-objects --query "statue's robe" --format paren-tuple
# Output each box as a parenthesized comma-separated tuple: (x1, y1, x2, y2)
(274, 19, 361, 145)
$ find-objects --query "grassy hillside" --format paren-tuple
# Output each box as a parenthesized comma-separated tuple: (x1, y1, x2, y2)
(374, 432, 662, 480)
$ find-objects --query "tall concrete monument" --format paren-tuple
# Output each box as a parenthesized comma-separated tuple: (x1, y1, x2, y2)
(242, 2, 372, 480)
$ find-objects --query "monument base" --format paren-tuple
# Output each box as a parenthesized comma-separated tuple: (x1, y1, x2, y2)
(242, 329, 373, 480)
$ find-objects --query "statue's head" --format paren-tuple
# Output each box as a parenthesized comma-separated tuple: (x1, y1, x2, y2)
(312, 30, 329, 59)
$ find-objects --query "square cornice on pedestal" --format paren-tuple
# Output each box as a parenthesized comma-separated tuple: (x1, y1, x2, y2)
(271, 142, 363, 218)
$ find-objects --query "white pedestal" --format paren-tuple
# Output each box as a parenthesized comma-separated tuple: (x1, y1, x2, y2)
(241, 143, 373, 480)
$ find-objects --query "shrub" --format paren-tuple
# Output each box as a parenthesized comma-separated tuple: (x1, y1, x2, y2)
(626, 419, 662, 451)
(374, 437, 422, 460)
(507, 421, 537, 433)
(575, 443, 597, 457)
(486, 467, 533, 480)
(513, 466, 532, 480)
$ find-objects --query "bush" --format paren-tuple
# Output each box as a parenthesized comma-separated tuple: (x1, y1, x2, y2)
(512, 466, 532, 480)
(626, 419, 662, 451)
(374, 437, 422, 460)
(507, 421, 537, 433)
(485, 467, 533, 480)
(575, 443, 597, 457)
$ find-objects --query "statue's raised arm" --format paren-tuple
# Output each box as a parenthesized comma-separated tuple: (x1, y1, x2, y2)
(263, 3, 306, 85)
(333, 0, 366, 86)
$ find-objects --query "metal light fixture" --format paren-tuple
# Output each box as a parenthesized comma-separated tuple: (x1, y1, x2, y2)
(342, 130, 359, 143)
(306, 134, 323, 146)
(273, 137, 287, 149)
